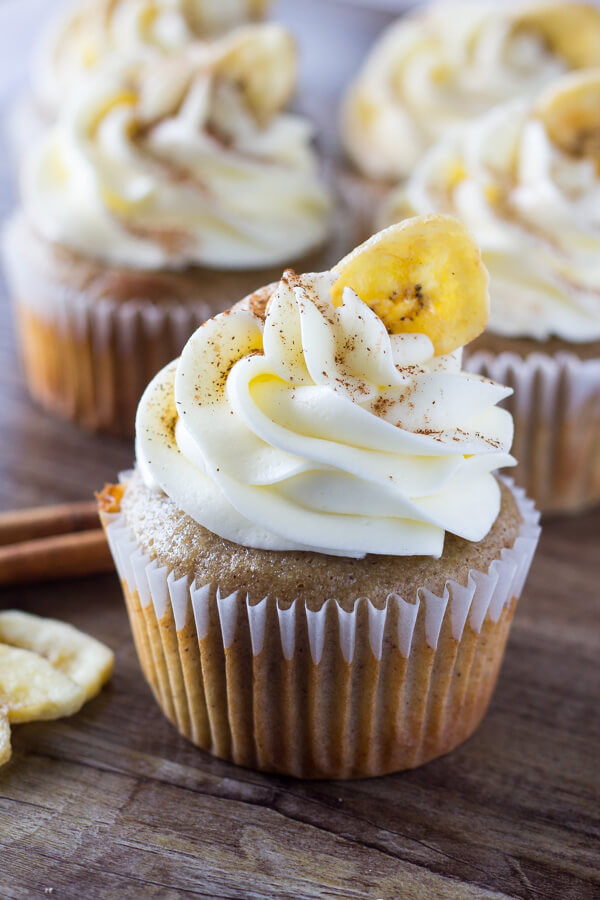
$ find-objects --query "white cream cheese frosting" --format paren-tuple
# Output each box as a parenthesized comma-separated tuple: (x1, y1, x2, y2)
(341, 1, 600, 181)
(22, 26, 332, 271)
(381, 75, 600, 343)
(35, 0, 270, 116)
(135, 270, 515, 558)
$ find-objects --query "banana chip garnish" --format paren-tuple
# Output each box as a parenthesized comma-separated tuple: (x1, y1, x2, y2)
(535, 68, 600, 157)
(213, 24, 296, 120)
(0, 611, 114, 703)
(331, 215, 489, 356)
(518, 2, 600, 69)
(340, 1, 600, 181)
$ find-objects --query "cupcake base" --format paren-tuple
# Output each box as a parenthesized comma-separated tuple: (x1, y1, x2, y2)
(3, 213, 356, 437)
(99, 478, 540, 779)
(13, 297, 207, 437)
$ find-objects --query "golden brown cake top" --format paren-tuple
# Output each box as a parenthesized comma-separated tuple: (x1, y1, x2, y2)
(120, 469, 522, 609)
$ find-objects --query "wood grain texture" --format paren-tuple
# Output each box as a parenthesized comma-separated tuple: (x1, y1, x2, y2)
(0, 1, 599, 898)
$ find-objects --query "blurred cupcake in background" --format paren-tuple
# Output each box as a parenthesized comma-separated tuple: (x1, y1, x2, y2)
(381, 69, 600, 514)
(8, 0, 271, 156)
(3, 24, 336, 436)
(98, 215, 540, 778)
(339, 0, 600, 238)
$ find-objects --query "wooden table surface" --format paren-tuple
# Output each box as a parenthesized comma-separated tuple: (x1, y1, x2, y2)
(1, 2, 599, 898)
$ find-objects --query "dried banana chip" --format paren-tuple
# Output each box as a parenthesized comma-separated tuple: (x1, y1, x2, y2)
(214, 24, 296, 119)
(0, 707, 10, 767)
(518, 2, 600, 69)
(0, 645, 86, 723)
(0, 611, 114, 703)
(331, 214, 489, 356)
(536, 69, 600, 158)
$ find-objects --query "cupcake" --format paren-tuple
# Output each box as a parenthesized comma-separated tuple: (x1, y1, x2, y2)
(3, 24, 337, 436)
(98, 215, 540, 779)
(338, 0, 600, 239)
(381, 69, 600, 514)
(7, 0, 271, 157)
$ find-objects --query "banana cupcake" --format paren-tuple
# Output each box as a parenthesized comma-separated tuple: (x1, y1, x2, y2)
(381, 69, 600, 514)
(8, 0, 270, 157)
(98, 215, 540, 779)
(339, 0, 600, 239)
(3, 24, 337, 436)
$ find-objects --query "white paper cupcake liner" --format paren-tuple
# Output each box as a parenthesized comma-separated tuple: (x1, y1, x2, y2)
(467, 350, 600, 514)
(100, 478, 540, 778)
(2, 216, 219, 436)
(3, 199, 359, 437)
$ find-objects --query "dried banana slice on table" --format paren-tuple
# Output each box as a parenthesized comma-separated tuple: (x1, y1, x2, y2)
(0, 610, 114, 702)
(0, 707, 11, 767)
(0, 644, 86, 723)
(0, 611, 114, 766)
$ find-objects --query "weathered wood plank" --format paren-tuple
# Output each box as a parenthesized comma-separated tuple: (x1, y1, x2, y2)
(1, 568, 598, 899)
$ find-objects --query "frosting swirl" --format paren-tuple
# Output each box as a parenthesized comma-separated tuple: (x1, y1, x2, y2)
(35, 0, 270, 115)
(23, 26, 332, 271)
(136, 270, 515, 558)
(381, 72, 600, 342)
(341, 1, 600, 181)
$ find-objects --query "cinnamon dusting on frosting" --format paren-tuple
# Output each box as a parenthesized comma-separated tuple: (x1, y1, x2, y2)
(135, 268, 515, 557)
(23, 26, 332, 271)
(382, 76, 600, 342)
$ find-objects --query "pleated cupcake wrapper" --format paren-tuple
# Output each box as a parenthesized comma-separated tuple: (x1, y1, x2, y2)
(2, 218, 213, 437)
(100, 478, 540, 778)
(468, 350, 600, 515)
(2, 199, 357, 437)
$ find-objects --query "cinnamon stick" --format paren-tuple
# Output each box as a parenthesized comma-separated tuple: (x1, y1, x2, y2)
(0, 529, 113, 586)
(0, 501, 100, 548)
